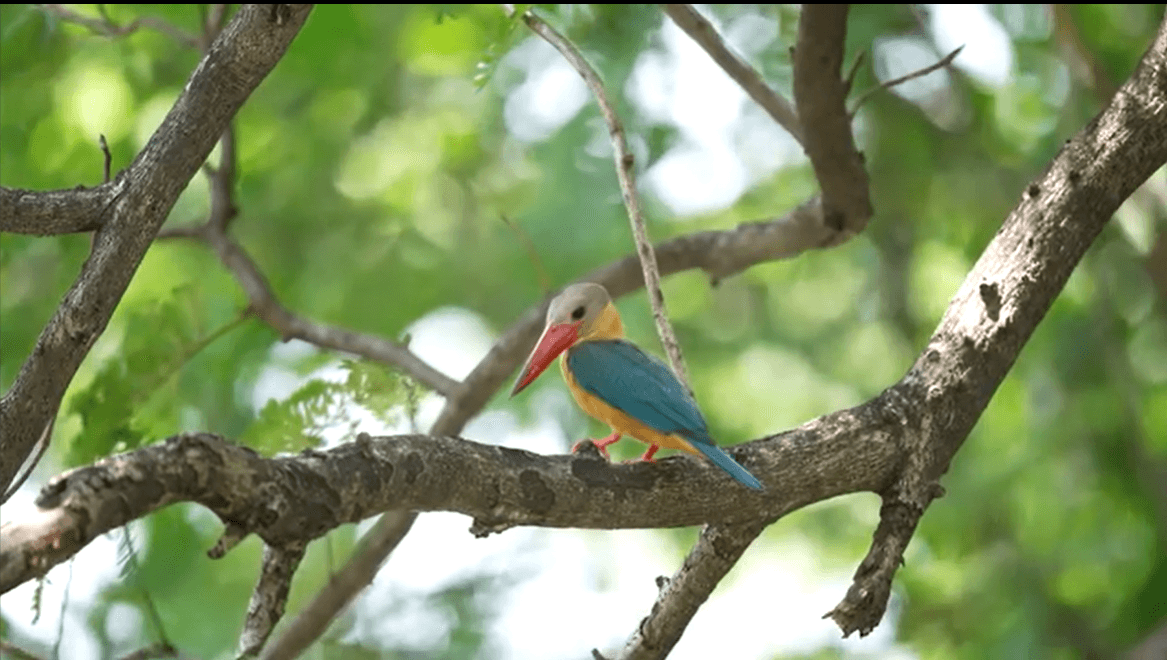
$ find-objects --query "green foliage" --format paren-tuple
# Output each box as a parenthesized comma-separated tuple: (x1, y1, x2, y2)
(2, 4, 1165, 660)
(243, 360, 418, 452)
(62, 287, 244, 465)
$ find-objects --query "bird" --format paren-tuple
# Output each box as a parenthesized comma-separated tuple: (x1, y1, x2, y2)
(510, 282, 763, 490)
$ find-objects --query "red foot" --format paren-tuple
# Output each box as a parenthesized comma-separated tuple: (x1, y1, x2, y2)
(572, 432, 622, 459)
(622, 444, 660, 464)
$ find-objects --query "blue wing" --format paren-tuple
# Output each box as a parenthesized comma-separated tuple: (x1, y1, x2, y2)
(568, 340, 764, 491)
(567, 340, 711, 445)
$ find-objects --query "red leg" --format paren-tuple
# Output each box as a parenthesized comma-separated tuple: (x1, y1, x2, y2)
(572, 432, 621, 459)
(639, 445, 660, 462)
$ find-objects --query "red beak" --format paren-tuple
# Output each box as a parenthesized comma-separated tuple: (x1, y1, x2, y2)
(511, 322, 580, 396)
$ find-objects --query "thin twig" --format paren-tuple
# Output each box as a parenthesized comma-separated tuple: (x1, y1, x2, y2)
(41, 5, 201, 49)
(136, 312, 251, 400)
(52, 559, 73, 660)
(501, 214, 552, 295)
(845, 51, 866, 92)
(209, 227, 460, 397)
(99, 134, 111, 184)
(849, 45, 964, 116)
(511, 5, 692, 388)
(662, 4, 804, 146)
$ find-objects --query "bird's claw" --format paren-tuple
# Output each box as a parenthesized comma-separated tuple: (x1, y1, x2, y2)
(572, 439, 610, 459)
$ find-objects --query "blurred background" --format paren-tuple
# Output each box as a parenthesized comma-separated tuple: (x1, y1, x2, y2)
(2, 4, 1165, 659)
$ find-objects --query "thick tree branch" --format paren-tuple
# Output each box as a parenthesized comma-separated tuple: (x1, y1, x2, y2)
(0, 4, 315, 495)
(2, 400, 902, 593)
(237, 542, 307, 658)
(0, 185, 114, 235)
(662, 4, 803, 146)
(792, 5, 872, 235)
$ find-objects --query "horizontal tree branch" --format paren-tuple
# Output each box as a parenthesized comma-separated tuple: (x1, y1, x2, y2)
(0, 4, 315, 494)
(0, 184, 114, 235)
(1, 393, 906, 593)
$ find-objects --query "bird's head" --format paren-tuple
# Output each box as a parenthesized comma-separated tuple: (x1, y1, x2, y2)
(511, 282, 621, 396)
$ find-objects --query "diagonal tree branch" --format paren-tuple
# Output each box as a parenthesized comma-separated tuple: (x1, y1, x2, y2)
(828, 15, 1167, 636)
(617, 522, 766, 659)
(662, 4, 804, 146)
(0, 4, 315, 496)
(237, 542, 307, 657)
(257, 509, 415, 660)
(162, 223, 461, 399)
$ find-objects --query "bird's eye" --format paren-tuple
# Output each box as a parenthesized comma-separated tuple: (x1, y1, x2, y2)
(571, 306, 585, 320)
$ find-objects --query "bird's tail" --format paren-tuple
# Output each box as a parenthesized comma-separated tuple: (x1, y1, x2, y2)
(691, 442, 763, 491)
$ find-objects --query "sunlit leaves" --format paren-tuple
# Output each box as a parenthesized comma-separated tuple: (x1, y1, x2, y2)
(242, 360, 422, 453)
(62, 288, 236, 466)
